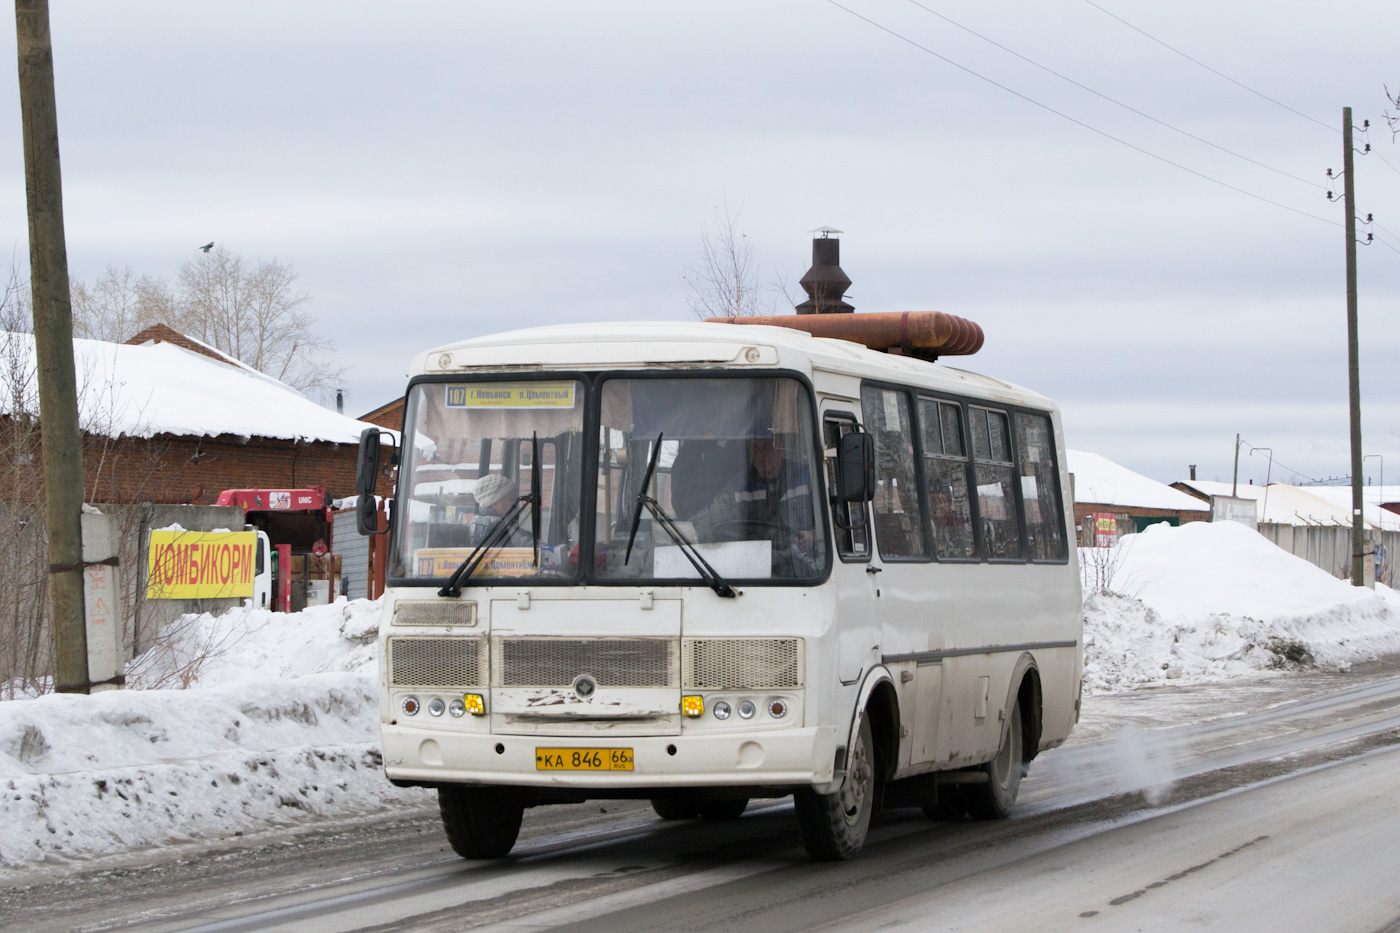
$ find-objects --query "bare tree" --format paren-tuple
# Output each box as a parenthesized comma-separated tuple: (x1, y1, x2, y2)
(1387, 84, 1399, 140)
(684, 201, 760, 319)
(173, 246, 344, 398)
(70, 263, 174, 343)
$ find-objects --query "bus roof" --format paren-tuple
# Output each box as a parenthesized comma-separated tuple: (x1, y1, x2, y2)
(411, 320, 1057, 412)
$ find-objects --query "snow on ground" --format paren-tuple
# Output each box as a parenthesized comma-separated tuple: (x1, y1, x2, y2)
(0, 600, 430, 871)
(1081, 520, 1400, 693)
(3, 520, 1400, 870)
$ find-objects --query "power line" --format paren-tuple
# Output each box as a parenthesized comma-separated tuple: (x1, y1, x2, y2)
(902, 0, 1326, 190)
(1238, 438, 1327, 485)
(1080, 0, 1337, 134)
(823, 0, 1342, 228)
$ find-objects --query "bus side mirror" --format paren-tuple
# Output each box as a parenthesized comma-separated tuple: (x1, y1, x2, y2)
(356, 427, 393, 535)
(837, 431, 875, 502)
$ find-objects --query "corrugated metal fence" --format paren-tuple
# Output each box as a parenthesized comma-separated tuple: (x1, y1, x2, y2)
(1257, 523, 1399, 588)
(333, 509, 371, 599)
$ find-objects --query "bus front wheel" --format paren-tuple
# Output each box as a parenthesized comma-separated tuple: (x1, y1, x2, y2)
(438, 785, 523, 858)
(795, 716, 874, 860)
(964, 700, 1024, 820)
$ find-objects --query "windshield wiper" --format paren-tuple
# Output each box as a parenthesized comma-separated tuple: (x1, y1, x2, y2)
(623, 432, 737, 599)
(439, 433, 541, 598)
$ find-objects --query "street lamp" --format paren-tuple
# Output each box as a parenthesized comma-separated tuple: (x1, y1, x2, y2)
(1363, 453, 1383, 522)
(1249, 447, 1273, 525)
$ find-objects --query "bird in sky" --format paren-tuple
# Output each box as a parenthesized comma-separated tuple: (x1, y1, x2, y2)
(198, 242, 214, 253)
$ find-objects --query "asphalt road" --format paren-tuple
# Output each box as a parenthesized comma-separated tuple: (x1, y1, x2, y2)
(7, 660, 1400, 933)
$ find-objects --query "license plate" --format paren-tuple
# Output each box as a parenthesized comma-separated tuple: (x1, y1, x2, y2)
(535, 747, 634, 771)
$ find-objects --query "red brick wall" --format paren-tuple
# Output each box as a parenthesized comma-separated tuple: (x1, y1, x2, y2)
(80, 432, 396, 505)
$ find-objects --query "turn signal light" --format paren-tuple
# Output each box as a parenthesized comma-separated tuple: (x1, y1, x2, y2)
(682, 695, 705, 717)
(463, 693, 486, 717)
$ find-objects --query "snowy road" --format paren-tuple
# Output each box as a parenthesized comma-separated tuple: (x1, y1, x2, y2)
(7, 665, 1400, 933)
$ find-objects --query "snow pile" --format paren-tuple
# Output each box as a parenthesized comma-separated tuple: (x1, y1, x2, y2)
(1082, 520, 1400, 692)
(0, 600, 430, 870)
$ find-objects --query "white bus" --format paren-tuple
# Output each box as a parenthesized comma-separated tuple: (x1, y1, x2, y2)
(356, 318, 1081, 861)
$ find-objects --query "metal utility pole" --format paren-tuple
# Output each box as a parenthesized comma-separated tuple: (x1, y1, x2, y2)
(15, 0, 89, 691)
(1342, 107, 1366, 588)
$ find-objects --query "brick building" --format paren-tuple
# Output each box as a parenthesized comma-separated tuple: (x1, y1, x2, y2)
(1067, 449, 1209, 544)
(3, 327, 392, 504)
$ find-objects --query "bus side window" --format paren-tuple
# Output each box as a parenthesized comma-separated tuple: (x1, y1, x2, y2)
(970, 406, 1022, 560)
(823, 415, 870, 560)
(1014, 411, 1068, 561)
(918, 397, 976, 559)
(860, 387, 927, 560)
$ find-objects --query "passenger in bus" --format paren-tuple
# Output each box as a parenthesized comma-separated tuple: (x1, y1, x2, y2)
(691, 436, 818, 576)
(465, 474, 531, 547)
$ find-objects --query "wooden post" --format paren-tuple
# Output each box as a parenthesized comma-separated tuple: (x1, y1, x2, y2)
(15, 0, 88, 691)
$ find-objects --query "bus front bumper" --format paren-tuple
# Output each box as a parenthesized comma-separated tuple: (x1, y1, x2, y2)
(380, 724, 841, 793)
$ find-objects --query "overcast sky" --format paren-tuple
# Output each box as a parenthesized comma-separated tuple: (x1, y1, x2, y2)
(2, 1, 1398, 488)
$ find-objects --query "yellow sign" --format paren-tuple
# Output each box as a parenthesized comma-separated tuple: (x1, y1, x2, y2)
(147, 530, 258, 599)
(416, 547, 538, 578)
(445, 382, 575, 409)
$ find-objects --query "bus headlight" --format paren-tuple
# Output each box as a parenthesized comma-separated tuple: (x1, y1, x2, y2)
(463, 693, 486, 716)
(768, 698, 788, 719)
(428, 698, 446, 717)
(712, 700, 731, 720)
(448, 699, 466, 718)
(682, 695, 705, 717)
(401, 696, 420, 716)
(738, 700, 756, 720)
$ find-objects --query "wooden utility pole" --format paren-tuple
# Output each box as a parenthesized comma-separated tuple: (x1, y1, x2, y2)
(15, 0, 89, 691)
(1342, 107, 1366, 587)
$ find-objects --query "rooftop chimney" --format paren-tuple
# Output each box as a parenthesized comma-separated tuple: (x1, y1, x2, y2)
(795, 227, 854, 314)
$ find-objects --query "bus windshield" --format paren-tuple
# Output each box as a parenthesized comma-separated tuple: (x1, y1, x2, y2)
(594, 376, 827, 582)
(391, 379, 587, 581)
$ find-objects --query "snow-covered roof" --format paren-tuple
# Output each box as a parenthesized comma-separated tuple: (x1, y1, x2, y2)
(0, 331, 376, 445)
(1066, 449, 1209, 512)
(1175, 479, 1400, 531)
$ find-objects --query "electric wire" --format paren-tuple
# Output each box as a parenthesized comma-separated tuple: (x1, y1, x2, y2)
(902, 0, 1325, 190)
(1080, 0, 1337, 134)
(1372, 149, 1400, 178)
(823, 0, 1342, 228)
(1238, 438, 1327, 486)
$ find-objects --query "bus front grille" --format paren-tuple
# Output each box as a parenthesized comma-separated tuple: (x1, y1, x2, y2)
(683, 638, 803, 689)
(388, 636, 486, 687)
(495, 638, 677, 688)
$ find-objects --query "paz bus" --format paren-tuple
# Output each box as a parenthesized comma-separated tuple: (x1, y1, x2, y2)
(355, 311, 1081, 861)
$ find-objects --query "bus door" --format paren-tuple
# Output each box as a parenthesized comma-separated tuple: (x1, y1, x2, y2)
(860, 385, 945, 769)
(821, 408, 878, 688)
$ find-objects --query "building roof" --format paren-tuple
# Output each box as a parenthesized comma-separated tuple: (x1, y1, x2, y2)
(1, 330, 376, 445)
(1173, 479, 1400, 531)
(1067, 449, 1210, 512)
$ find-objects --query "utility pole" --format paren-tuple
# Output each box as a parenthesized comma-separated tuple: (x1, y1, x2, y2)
(1342, 107, 1366, 588)
(15, 0, 89, 691)
(1231, 433, 1240, 498)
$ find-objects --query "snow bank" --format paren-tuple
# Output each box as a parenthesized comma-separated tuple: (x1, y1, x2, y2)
(0, 600, 429, 871)
(1082, 520, 1400, 692)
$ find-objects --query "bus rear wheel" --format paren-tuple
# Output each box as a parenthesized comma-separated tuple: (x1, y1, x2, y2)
(697, 798, 748, 820)
(438, 785, 524, 858)
(650, 798, 699, 820)
(795, 716, 874, 860)
(964, 700, 1024, 820)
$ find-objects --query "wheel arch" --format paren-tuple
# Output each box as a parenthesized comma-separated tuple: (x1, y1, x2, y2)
(1004, 652, 1044, 763)
(842, 666, 900, 785)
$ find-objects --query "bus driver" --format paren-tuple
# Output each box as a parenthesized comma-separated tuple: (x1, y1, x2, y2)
(689, 436, 818, 577)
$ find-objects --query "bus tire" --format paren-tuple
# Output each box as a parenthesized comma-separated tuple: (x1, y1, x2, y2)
(650, 798, 699, 820)
(696, 798, 748, 820)
(964, 700, 1024, 820)
(438, 785, 523, 858)
(795, 716, 875, 860)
